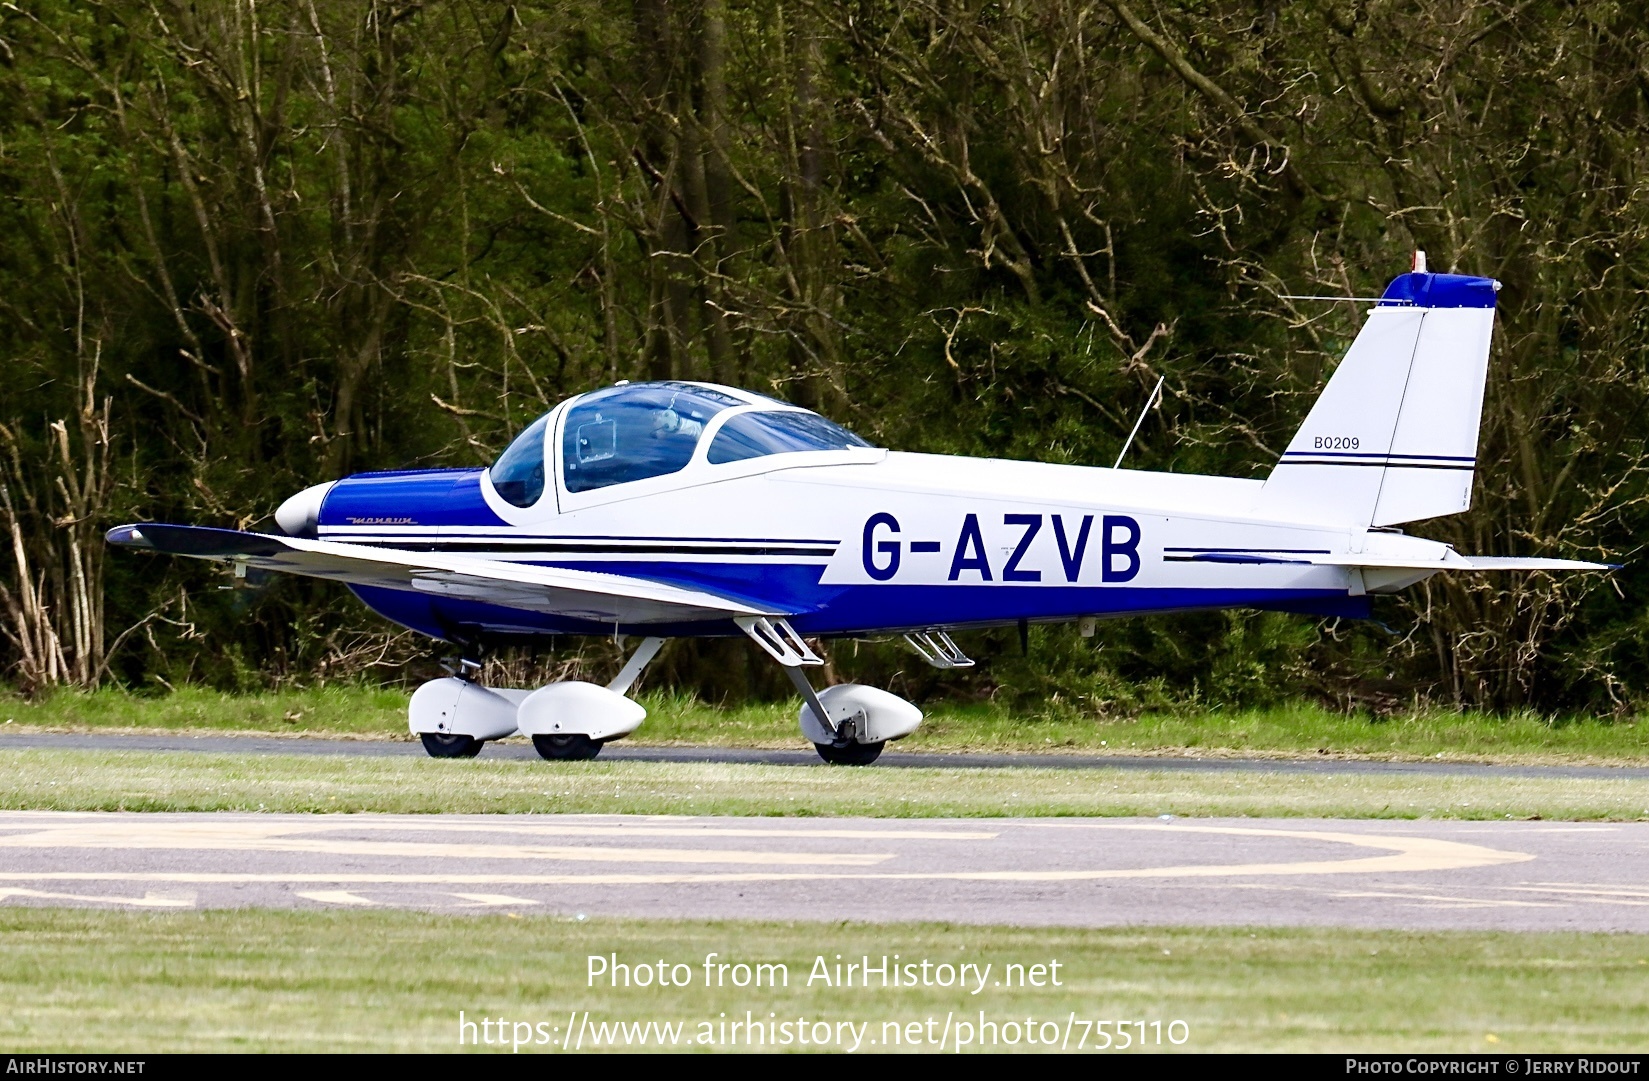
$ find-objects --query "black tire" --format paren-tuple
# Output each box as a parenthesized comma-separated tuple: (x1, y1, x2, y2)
(533, 733, 603, 761)
(420, 732, 482, 759)
(814, 740, 886, 766)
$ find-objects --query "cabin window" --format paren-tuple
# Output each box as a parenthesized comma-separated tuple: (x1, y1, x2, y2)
(489, 414, 550, 508)
(706, 410, 873, 465)
(562, 382, 741, 493)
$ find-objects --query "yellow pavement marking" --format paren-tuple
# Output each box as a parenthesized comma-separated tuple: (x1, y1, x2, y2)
(0, 814, 1535, 885)
(0, 821, 892, 866)
(451, 893, 541, 906)
(0, 826, 1529, 885)
(0, 886, 193, 908)
(295, 890, 377, 906)
(1003, 822, 1533, 876)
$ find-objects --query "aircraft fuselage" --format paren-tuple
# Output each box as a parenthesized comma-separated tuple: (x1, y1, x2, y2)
(317, 446, 1386, 642)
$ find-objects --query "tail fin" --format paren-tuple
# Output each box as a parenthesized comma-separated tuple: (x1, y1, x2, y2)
(1254, 269, 1500, 527)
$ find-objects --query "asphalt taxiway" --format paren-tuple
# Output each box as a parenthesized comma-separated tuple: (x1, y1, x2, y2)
(6, 730, 1647, 780)
(1, 811, 1645, 931)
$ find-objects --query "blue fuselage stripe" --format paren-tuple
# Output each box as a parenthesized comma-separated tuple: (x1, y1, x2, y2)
(344, 557, 1367, 640)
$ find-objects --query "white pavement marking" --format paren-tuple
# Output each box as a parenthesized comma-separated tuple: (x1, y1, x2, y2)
(295, 890, 376, 906)
(1328, 890, 1562, 909)
(1454, 827, 1619, 833)
(451, 893, 541, 906)
(268, 822, 999, 841)
(0, 886, 193, 908)
(0, 821, 893, 866)
(1508, 884, 1649, 900)
(1570, 898, 1649, 907)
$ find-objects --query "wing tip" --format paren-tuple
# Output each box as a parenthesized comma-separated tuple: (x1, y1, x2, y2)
(104, 523, 289, 558)
(105, 524, 152, 549)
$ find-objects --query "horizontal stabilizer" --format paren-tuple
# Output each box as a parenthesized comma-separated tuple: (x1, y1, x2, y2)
(106, 523, 787, 625)
(1181, 550, 1615, 572)
(1452, 556, 1621, 572)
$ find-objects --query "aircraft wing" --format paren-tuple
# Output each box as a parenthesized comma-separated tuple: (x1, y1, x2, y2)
(106, 524, 788, 625)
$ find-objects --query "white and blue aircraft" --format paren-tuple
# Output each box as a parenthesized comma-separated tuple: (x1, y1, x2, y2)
(108, 259, 1612, 764)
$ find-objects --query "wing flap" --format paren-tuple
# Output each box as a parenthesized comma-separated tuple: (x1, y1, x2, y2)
(107, 523, 785, 624)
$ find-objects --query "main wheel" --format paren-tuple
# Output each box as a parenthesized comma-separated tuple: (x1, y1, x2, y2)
(814, 740, 885, 766)
(420, 732, 482, 758)
(532, 733, 603, 761)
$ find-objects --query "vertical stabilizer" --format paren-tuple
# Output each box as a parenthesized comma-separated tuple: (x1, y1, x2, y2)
(1254, 270, 1499, 528)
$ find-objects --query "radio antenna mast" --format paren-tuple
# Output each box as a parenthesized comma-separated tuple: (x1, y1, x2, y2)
(1113, 374, 1165, 469)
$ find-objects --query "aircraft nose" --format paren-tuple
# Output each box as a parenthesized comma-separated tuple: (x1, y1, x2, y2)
(275, 481, 336, 538)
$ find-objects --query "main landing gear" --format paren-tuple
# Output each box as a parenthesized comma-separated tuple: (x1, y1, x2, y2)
(408, 623, 945, 766)
(814, 739, 885, 767)
(531, 733, 601, 761)
(408, 638, 663, 761)
(735, 616, 926, 766)
(420, 731, 482, 758)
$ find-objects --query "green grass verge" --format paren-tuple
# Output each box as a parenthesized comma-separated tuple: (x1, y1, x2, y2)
(0, 684, 411, 738)
(4, 748, 1648, 819)
(1, 908, 1643, 1052)
(5, 685, 1648, 764)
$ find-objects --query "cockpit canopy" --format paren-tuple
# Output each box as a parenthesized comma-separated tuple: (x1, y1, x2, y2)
(489, 381, 873, 507)
(706, 410, 871, 464)
(564, 382, 744, 493)
(490, 413, 549, 508)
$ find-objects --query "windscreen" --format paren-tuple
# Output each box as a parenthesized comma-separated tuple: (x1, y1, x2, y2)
(562, 382, 742, 493)
(706, 410, 873, 465)
(489, 414, 549, 507)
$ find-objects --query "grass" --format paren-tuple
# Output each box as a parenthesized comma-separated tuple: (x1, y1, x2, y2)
(0, 684, 411, 738)
(3, 685, 1649, 765)
(0, 908, 1644, 1052)
(4, 748, 1649, 819)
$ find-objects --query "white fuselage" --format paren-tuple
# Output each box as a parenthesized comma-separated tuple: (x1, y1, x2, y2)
(317, 391, 1455, 636)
